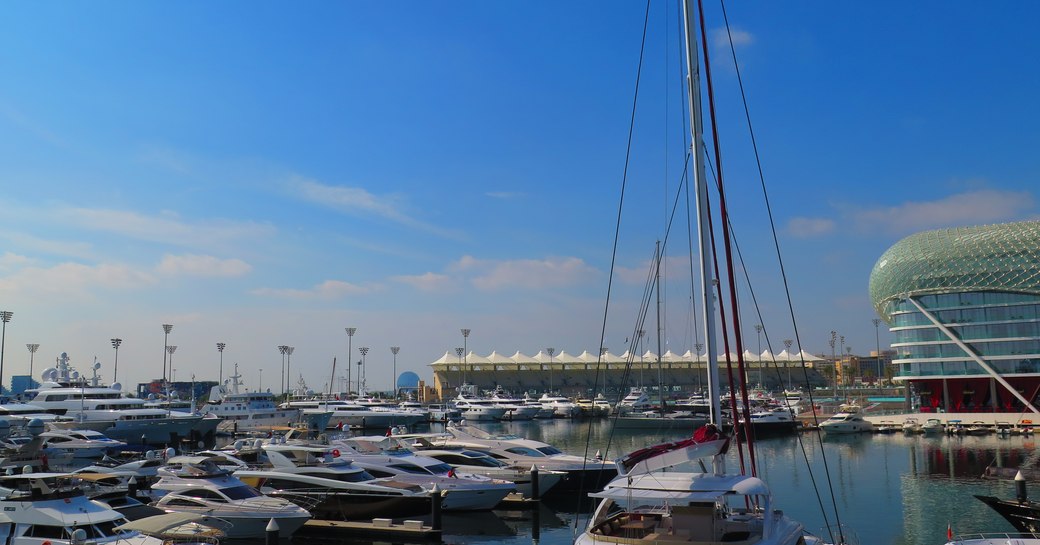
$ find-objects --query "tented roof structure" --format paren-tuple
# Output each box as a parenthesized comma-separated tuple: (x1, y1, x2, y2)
(430, 348, 825, 366)
(464, 351, 490, 364)
(432, 351, 458, 365)
(486, 351, 514, 364)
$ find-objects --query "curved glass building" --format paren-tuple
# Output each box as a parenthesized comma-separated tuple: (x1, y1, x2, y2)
(869, 220, 1040, 413)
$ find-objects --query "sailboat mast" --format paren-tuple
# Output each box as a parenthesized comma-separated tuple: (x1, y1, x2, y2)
(682, 0, 722, 437)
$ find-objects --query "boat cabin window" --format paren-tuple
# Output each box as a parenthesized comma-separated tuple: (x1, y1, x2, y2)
(222, 485, 263, 500)
(536, 446, 562, 455)
(388, 463, 432, 475)
(25, 524, 65, 539)
(505, 447, 545, 457)
(181, 488, 227, 501)
(165, 497, 207, 507)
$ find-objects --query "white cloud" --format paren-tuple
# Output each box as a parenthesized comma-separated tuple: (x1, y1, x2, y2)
(251, 279, 373, 300)
(156, 254, 252, 277)
(290, 176, 464, 239)
(392, 272, 456, 292)
(0, 261, 155, 296)
(0, 252, 33, 270)
(451, 255, 598, 291)
(55, 206, 275, 249)
(787, 217, 836, 238)
(711, 27, 753, 50)
(851, 189, 1034, 234)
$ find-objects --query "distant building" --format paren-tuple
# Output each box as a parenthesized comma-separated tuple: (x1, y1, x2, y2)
(870, 220, 1040, 412)
(9, 375, 37, 397)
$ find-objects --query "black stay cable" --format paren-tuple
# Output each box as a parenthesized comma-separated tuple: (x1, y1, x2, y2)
(574, 0, 653, 536)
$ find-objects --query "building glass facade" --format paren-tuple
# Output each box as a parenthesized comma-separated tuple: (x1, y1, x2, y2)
(869, 221, 1040, 412)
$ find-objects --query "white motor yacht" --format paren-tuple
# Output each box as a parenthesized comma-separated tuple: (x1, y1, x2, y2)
(0, 471, 165, 544)
(40, 430, 126, 459)
(431, 422, 618, 493)
(819, 404, 874, 434)
(538, 393, 581, 418)
(521, 393, 556, 419)
(200, 365, 299, 433)
(487, 388, 542, 421)
(397, 444, 566, 498)
(329, 438, 517, 510)
(281, 397, 426, 430)
(26, 353, 202, 445)
(216, 445, 433, 520)
(450, 395, 508, 422)
(150, 455, 311, 538)
(617, 387, 654, 414)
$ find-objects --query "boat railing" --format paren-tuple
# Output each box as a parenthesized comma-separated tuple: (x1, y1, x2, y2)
(949, 532, 1040, 542)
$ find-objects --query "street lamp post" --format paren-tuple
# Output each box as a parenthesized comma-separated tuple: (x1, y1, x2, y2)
(216, 343, 226, 385)
(390, 346, 400, 399)
(829, 331, 837, 399)
(839, 335, 846, 388)
(694, 342, 704, 391)
(110, 339, 122, 383)
(278, 345, 288, 398)
(461, 329, 470, 386)
(754, 324, 763, 387)
(872, 318, 882, 385)
(455, 347, 464, 389)
(166, 346, 177, 374)
(259, 369, 263, 393)
(783, 339, 793, 389)
(26, 343, 39, 388)
(0, 311, 12, 395)
(547, 347, 555, 392)
(358, 347, 369, 396)
(345, 328, 356, 397)
(637, 330, 645, 387)
(161, 324, 173, 387)
(286, 347, 295, 396)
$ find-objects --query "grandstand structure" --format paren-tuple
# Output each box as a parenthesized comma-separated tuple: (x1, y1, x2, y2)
(428, 348, 828, 400)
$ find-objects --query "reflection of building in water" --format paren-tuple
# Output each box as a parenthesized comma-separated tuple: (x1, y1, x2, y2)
(901, 440, 1023, 542)
(870, 221, 1040, 413)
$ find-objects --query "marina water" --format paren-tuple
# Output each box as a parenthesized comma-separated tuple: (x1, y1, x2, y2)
(296, 419, 1034, 545)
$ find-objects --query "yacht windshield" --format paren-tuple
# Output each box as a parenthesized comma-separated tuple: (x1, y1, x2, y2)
(505, 447, 545, 457)
(222, 485, 263, 500)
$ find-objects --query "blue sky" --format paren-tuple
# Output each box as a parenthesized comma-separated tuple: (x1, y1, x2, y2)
(1, 2, 1038, 394)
